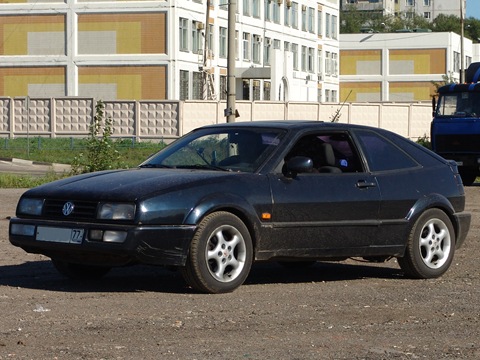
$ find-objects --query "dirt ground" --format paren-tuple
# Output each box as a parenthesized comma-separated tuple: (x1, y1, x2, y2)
(0, 187, 479, 360)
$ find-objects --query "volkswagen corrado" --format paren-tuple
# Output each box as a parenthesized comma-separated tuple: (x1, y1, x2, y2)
(9, 121, 471, 293)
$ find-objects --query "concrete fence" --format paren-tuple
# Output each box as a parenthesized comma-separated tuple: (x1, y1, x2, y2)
(0, 97, 433, 141)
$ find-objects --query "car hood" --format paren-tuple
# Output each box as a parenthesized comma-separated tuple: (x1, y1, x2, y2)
(23, 168, 241, 202)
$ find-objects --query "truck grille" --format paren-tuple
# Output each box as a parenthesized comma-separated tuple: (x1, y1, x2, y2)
(435, 134, 480, 153)
(43, 199, 98, 220)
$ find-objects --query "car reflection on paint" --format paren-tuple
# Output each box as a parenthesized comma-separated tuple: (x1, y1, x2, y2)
(9, 121, 471, 293)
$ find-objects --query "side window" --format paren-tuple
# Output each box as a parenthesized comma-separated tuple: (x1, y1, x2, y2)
(354, 130, 418, 171)
(284, 132, 363, 173)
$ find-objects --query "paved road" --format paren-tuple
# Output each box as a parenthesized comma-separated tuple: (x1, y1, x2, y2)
(0, 158, 71, 176)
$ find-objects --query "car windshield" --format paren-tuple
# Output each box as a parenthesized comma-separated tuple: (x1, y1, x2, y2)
(436, 92, 480, 118)
(140, 127, 286, 172)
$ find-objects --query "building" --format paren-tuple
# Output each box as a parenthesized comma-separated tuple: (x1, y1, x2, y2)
(340, 31, 477, 102)
(341, 0, 464, 21)
(0, 0, 339, 103)
(397, 0, 464, 21)
(341, 0, 396, 16)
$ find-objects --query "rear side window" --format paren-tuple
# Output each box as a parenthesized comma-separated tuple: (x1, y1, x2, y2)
(354, 130, 418, 172)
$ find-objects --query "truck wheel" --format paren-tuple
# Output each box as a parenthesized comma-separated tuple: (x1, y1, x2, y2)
(459, 168, 477, 186)
(181, 211, 253, 294)
(398, 209, 455, 279)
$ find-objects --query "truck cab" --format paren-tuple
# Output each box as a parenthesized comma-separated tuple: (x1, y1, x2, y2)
(431, 62, 480, 185)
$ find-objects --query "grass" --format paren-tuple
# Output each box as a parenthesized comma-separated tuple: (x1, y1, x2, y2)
(0, 137, 166, 188)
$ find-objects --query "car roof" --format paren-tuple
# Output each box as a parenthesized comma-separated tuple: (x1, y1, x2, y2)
(197, 120, 374, 132)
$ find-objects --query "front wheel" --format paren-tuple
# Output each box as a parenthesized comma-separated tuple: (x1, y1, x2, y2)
(398, 209, 455, 279)
(181, 211, 253, 294)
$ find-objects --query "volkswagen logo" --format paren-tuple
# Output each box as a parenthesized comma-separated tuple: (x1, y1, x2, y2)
(62, 202, 75, 216)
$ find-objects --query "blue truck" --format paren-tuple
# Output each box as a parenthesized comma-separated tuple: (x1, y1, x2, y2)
(431, 62, 480, 185)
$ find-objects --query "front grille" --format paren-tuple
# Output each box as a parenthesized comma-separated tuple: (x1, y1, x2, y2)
(43, 199, 98, 220)
(435, 134, 480, 153)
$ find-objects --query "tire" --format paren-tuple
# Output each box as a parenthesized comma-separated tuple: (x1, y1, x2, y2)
(398, 209, 455, 279)
(181, 211, 253, 294)
(52, 259, 111, 280)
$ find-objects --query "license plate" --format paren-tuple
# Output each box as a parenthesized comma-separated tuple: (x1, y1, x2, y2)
(36, 226, 84, 244)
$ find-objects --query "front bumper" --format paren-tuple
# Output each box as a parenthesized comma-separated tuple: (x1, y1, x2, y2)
(9, 218, 197, 267)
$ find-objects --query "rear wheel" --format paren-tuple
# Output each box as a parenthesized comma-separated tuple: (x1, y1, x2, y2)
(52, 259, 111, 280)
(398, 209, 455, 279)
(181, 211, 253, 294)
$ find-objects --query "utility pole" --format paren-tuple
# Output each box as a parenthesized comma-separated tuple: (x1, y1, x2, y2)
(460, 0, 465, 83)
(225, 0, 237, 122)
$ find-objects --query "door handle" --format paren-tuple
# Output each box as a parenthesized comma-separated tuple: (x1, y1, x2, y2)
(356, 180, 377, 188)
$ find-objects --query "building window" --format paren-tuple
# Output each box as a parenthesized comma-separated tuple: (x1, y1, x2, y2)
(317, 10, 322, 37)
(284, 41, 290, 52)
(236, 30, 239, 59)
(332, 90, 337, 103)
(332, 52, 338, 76)
(332, 15, 337, 39)
(284, 4, 291, 26)
(317, 88, 322, 103)
(180, 70, 189, 100)
(192, 21, 203, 54)
(264, 81, 271, 100)
(308, 7, 315, 33)
(253, 35, 261, 64)
(292, 43, 298, 70)
(308, 47, 314, 73)
(291, 2, 298, 29)
(253, 80, 261, 100)
(301, 45, 307, 71)
(265, 1, 272, 21)
(424, 12, 431, 19)
(424, 0, 430, 5)
(220, 75, 227, 100)
(264, 37, 271, 66)
(325, 51, 331, 75)
(325, 13, 331, 38)
(208, 24, 214, 57)
(273, 39, 281, 50)
(219, 27, 227, 58)
(325, 89, 331, 102)
(180, 18, 189, 52)
(243, 32, 251, 61)
(253, 0, 260, 18)
(192, 72, 203, 100)
(406, 0, 414, 6)
(317, 49, 323, 76)
(301, 5, 307, 31)
(454, 51, 460, 73)
(243, 0, 250, 16)
(273, 2, 280, 24)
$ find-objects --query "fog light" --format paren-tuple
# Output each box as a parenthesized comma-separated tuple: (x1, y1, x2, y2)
(89, 229, 104, 241)
(10, 224, 35, 236)
(103, 231, 127, 243)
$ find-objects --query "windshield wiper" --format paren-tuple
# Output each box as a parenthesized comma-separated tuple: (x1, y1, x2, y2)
(176, 164, 231, 172)
(138, 163, 172, 169)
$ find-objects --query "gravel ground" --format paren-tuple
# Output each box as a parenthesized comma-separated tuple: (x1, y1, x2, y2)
(0, 187, 479, 359)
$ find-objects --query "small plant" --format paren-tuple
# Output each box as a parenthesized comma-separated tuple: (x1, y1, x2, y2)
(416, 133, 431, 149)
(71, 100, 122, 174)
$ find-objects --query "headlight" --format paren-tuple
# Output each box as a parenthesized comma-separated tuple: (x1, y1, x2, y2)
(17, 198, 44, 216)
(98, 203, 135, 220)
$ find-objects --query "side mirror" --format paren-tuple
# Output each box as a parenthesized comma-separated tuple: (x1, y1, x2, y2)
(284, 156, 314, 178)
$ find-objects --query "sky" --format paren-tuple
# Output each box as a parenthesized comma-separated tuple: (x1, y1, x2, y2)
(466, 0, 480, 19)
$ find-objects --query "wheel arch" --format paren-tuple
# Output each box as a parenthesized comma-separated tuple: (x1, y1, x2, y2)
(405, 193, 459, 242)
(184, 193, 261, 253)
